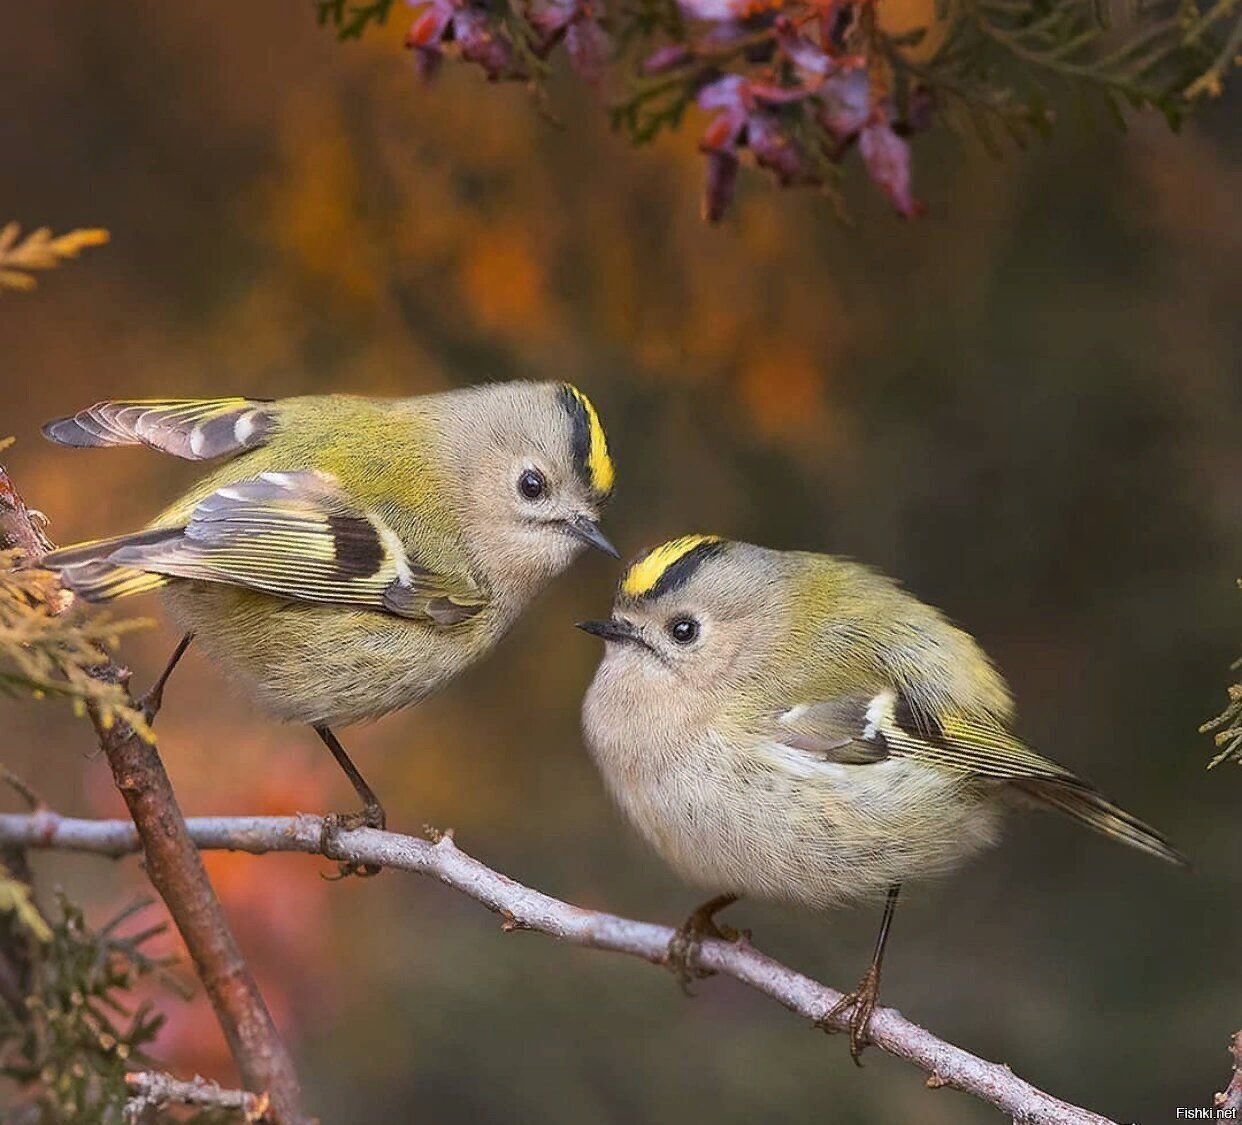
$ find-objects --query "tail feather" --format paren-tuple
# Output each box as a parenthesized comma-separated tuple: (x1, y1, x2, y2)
(1016, 778, 1187, 866)
(60, 560, 172, 602)
(41, 528, 181, 603)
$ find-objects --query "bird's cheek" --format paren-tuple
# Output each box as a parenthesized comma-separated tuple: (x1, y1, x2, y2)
(504, 523, 574, 581)
(541, 524, 582, 569)
(594, 645, 655, 692)
(593, 645, 634, 680)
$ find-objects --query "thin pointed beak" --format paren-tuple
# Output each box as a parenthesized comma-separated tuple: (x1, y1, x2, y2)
(576, 617, 644, 646)
(564, 514, 620, 558)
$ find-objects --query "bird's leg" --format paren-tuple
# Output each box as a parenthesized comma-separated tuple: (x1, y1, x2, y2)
(313, 723, 386, 879)
(666, 893, 743, 994)
(138, 632, 195, 724)
(313, 724, 386, 829)
(817, 883, 900, 1064)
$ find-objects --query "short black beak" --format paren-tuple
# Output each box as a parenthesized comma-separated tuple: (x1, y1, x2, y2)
(576, 617, 644, 645)
(564, 514, 620, 558)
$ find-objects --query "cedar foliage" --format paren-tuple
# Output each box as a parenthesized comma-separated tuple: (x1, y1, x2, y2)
(0, 226, 110, 292)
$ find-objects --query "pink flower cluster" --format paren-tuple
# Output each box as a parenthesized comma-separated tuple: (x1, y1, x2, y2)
(676, 14, 928, 220)
(406, 0, 610, 82)
(404, 0, 932, 221)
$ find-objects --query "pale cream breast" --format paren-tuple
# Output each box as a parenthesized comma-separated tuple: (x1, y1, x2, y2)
(583, 652, 1003, 909)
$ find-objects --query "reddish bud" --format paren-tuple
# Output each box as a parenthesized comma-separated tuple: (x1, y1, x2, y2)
(748, 81, 814, 106)
(528, 0, 576, 40)
(776, 26, 833, 78)
(818, 68, 869, 141)
(701, 149, 739, 222)
(405, 6, 450, 46)
(640, 44, 692, 75)
(747, 113, 814, 185)
(905, 85, 935, 134)
(677, 0, 747, 19)
(698, 74, 747, 109)
(412, 44, 444, 79)
(701, 112, 738, 151)
(453, 9, 518, 80)
(859, 118, 924, 218)
(566, 17, 611, 84)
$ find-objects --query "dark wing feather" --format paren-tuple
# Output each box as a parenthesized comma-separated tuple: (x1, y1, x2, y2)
(776, 688, 1076, 781)
(775, 697, 891, 764)
(43, 398, 276, 461)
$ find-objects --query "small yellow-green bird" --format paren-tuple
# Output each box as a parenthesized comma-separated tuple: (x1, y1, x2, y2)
(578, 535, 1184, 1059)
(41, 382, 617, 839)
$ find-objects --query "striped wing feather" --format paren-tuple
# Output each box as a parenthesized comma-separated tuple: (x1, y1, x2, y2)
(777, 690, 1074, 782)
(43, 398, 276, 461)
(776, 689, 1185, 864)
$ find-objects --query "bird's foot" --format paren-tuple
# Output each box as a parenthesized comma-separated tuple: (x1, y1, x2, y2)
(666, 893, 743, 995)
(816, 963, 882, 1065)
(318, 801, 386, 879)
(137, 685, 165, 727)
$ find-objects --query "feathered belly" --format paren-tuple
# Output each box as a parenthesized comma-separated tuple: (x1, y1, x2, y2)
(162, 582, 492, 726)
(599, 731, 1003, 910)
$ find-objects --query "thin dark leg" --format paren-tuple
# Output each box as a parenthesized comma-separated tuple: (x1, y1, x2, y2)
(666, 892, 744, 994)
(313, 724, 386, 879)
(139, 632, 195, 724)
(313, 724, 385, 826)
(820, 883, 901, 1065)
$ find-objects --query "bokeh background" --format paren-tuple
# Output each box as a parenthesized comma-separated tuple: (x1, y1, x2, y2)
(2, 3, 1240, 1121)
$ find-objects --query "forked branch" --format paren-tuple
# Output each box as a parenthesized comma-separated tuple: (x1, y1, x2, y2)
(0, 809, 1117, 1125)
(124, 1071, 271, 1122)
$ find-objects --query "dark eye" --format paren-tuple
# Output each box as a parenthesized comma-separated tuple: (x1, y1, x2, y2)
(518, 469, 546, 501)
(668, 616, 699, 645)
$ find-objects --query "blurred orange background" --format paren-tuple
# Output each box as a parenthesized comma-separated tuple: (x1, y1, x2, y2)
(1, 2, 1240, 1121)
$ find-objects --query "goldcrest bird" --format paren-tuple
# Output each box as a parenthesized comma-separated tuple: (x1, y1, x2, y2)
(40, 382, 618, 843)
(578, 535, 1184, 1059)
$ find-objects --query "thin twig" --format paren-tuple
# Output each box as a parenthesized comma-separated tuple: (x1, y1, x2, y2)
(1218, 1030, 1242, 1112)
(0, 466, 312, 1125)
(0, 766, 45, 811)
(0, 810, 1117, 1125)
(125, 1071, 271, 1122)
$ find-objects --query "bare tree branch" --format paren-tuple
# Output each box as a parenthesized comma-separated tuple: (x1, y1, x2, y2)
(0, 465, 312, 1125)
(0, 810, 1118, 1125)
(125, 1071, 271, 1122)
(89, 684, 311, 1124)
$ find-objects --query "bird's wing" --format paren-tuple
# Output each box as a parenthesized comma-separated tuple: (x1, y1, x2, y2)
(43, 398, 276, 461)
(773, 688, 1186, 864)
(106, 469, 487, 625)
(772, 695, 893, 765)
(774, 688, 1078, 783)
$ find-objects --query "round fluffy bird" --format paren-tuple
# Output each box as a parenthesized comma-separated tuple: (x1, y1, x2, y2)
(41, 383, 618, 841)
(579, 535, 1184, 1058)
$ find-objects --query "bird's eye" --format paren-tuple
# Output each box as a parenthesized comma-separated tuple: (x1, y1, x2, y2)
(517, 469, 546, 501)
(668, 616, 699, 645)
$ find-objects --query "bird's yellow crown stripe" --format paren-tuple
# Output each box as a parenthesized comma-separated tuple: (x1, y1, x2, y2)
(565, 385, 615, 496)
(621, 535, 724, 598)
